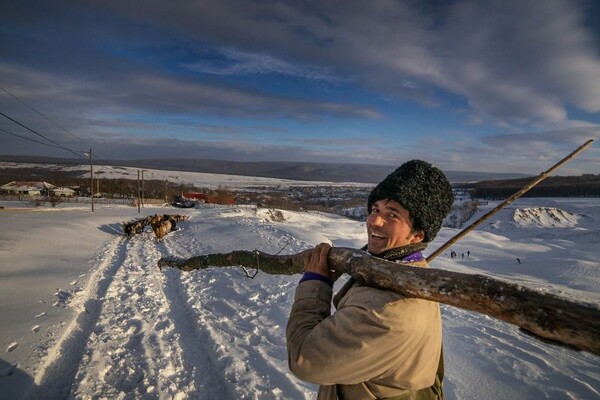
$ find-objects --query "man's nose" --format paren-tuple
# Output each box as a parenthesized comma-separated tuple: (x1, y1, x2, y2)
(368, 213, 384, 226)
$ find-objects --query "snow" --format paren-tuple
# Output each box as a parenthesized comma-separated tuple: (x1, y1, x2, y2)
(0, 194, 599, 399)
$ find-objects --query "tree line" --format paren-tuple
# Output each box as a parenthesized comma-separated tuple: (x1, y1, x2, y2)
(461, 174, 600, 199)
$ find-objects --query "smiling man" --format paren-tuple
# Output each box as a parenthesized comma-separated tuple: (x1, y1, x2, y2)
(287, 160, 454, 400)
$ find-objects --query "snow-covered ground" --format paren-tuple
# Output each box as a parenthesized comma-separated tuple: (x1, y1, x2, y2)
(0, 196, 599, 399)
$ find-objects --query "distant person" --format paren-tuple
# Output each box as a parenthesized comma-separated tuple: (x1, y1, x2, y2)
(516, 257, 521, 264)
(467, 250, 470, 257)
(287, 160, 453, 400)
(461, 253, 464, 259)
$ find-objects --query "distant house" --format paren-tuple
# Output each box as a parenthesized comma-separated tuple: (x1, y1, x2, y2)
(68, 186, 82, 196)
(182, 192, 211, 203)
(51, 187, 76, 197)
(0, 181, 54, 196)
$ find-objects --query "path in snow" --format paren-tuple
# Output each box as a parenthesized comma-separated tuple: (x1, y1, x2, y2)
(29, 218, 241, 399)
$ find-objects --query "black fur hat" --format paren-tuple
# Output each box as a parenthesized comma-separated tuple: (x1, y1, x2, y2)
(367, 160, 454, 242)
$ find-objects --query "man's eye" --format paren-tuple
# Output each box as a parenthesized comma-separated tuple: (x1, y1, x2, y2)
(389, 213, 397, 219)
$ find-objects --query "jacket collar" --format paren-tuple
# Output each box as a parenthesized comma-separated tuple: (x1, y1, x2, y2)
(363, 242, 428, 263)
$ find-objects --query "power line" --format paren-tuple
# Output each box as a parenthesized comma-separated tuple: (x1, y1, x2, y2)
(0, 85, 114, 164)
(0, 127, 67, 150)
(0, 84, 84, 145)
(0, 111, 85, 159)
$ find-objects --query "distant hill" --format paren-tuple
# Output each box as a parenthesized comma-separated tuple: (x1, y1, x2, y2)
(0, 155, 528, 184)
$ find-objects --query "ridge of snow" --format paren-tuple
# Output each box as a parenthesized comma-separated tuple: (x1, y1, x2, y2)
(513, 207, 581, 228)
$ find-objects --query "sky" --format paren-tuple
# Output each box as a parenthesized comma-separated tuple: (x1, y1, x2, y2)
(1, 0, 599, 175)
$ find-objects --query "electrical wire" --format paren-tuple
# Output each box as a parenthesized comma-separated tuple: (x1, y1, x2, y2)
(0, 127, 66, 150)
(0, 85, 114, 165)
(0, 85, 84, 144)
(0, 111, 85, 159)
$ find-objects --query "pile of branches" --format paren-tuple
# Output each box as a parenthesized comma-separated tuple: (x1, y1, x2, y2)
(122, 214, 189, 239)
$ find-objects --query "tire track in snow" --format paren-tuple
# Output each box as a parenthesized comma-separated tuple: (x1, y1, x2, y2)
(154, 237, 237, 399)
(68, 234, 218, 399)
(30, 235, 128, 399)
(68, 236, 166, 399)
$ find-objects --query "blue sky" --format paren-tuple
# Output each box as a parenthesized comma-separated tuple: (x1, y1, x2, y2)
(1, 0, 599, 174)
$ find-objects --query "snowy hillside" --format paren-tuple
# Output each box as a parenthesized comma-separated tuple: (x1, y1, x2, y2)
(0, 197, 599, 399)
(0, 162, 370, 190)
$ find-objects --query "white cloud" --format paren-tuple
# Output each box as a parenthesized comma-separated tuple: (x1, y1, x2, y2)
(184, 48, 338, 82)
(20, 0, 600, 127)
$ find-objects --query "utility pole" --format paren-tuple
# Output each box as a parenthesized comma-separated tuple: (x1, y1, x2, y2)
(137, 170, 141, 214)
(165, 179, 168, 203)
(141, 169, 145, 208)
(96, 177, 100, 199)
(88, 148, 94, 212)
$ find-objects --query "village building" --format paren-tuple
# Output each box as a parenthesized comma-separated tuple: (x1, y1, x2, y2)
(0, 181, 54, 196)
(51, 187, 76, 197)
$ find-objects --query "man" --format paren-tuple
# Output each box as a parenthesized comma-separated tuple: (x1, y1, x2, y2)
(286, 160, 454, 400)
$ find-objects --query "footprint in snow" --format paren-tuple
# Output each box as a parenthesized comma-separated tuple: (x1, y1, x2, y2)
(53, 289, 73, 306)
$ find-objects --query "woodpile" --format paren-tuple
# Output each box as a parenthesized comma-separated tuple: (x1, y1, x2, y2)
(123, 219, 146, 237)
(122, 214, 189, 239)
(151, 218, 174, 241)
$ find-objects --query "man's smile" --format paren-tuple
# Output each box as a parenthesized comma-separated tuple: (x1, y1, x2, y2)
(369, 231, 387, 240)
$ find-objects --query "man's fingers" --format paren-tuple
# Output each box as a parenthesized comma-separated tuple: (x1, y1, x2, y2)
(302, 243, 333, 274)
(318, 243, 331, 263)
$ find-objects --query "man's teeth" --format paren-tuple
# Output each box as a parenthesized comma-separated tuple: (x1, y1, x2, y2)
(371, 233, 386, 239)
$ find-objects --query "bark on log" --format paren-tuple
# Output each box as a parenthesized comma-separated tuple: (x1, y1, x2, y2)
(158, 247, 600, 356)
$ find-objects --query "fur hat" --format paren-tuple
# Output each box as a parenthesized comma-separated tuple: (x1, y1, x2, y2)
(367, 160, 454, 242)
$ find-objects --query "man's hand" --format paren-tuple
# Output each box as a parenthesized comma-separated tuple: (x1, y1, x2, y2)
(303, 243, 343, 282)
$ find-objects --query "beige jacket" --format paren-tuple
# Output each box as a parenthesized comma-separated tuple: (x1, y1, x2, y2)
(286, 259, 442, 400)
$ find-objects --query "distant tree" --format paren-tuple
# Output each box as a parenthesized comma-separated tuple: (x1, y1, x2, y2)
(211, 186, 235, 205)
(464, 174, 600, 198)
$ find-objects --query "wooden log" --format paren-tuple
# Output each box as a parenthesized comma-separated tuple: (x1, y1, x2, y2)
(159, 247, 600, 356)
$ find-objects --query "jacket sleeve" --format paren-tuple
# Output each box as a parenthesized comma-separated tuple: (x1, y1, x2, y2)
(286, 280, 440, 388)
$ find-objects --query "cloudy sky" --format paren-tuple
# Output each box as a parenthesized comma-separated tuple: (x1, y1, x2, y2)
(1, 0, 599, 174)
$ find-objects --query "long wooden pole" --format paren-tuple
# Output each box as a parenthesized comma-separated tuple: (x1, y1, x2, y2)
(427, 139, 595, 262)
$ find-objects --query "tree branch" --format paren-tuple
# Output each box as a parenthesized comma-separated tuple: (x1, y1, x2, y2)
(158, 247, 600, 356)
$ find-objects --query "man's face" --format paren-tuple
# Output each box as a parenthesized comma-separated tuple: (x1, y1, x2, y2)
(366, 199, 424, 255)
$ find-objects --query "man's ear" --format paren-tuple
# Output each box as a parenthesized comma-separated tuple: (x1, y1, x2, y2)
(410, 230, 425, 244)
